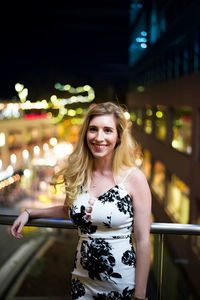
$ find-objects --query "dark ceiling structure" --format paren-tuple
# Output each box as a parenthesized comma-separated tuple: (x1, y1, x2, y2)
(0, 0, 131, 102)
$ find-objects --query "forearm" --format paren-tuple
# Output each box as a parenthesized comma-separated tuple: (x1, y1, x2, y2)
(28, 205, 69, 220)
(134, 239, 151, 298)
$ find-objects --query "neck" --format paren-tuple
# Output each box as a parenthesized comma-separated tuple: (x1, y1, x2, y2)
(93, 157, 113, 174)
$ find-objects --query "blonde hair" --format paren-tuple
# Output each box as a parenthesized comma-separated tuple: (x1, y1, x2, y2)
(52, 102, 136, 206)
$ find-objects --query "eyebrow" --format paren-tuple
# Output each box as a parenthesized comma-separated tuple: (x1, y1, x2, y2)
(88, 125, 115, 130)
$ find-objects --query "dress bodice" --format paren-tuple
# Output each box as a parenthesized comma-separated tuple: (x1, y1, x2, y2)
(69, 183, 134, 239)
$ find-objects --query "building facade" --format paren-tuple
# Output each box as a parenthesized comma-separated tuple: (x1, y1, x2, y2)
(127, 1, 200, 298)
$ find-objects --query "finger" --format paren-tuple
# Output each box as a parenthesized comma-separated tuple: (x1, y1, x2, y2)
(11, 227, 23, 239)
(11, 222, 20, 237)
(17, 223, 24, 234)
(16, 232, 23, 239)
(10, 224, 17, 236)
(11, 227, 18, 238)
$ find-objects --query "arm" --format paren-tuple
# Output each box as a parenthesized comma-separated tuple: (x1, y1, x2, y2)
(11, 205, 69, 239)
(129, 169, 152, 299)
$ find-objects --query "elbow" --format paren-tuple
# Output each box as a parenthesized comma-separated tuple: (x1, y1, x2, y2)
(135, 236, 151, 250)
(62, 205, 69, 219)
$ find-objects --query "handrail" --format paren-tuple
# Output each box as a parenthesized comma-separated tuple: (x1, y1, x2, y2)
(0, 214, 200, 235)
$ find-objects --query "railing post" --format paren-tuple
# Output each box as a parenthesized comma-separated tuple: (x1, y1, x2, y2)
(157, 233, 164, 300)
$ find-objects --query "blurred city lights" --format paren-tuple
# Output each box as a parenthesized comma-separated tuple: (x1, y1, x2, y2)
(0, 174, 20, 190)
(0, 132, 5, 147)
(135, 157, 143, 166)
(136, 37, 147, 43)
(15, 83, 24, 92)
(24, 169, 31, 177)
(19, 88, 28, 102)
(22, 149, 29, 161)
(141, 43, 147, 49)
(64, 84, 71, 91)
(43, 143, 49, 151)
(49, 137, 57, 147)
(33, 146, 40, 156)
(0, 82, 95, 125)
(53, 142, 73, 157)
(124, 111, 130, 120)
(141, 31, 147, 36)
(146, 109, 153, 116)
(172, 140, 179, 149)
(156, 111, 163, 118)
(10, 154, 17, 165)
(137, 86, 145, 92)
(0, 165, 15, 182)
(76, 107, 83, 114)
(68, 109, 76, 117)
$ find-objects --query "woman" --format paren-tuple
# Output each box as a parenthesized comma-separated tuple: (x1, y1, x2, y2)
(11, 102, 151, 300)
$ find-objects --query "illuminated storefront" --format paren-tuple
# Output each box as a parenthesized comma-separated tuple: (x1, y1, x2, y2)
(155, 105, 167, 141)
(151, 161, 166, 201)
(142, 149, 152, 181)
(144, 106, 153, 134)
(167, 174, 190, 224)
(172, 106, 192, 154)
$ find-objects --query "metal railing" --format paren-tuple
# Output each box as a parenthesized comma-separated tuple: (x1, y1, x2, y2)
(1, 214, 200, 300)
(1, 214, 200, 234)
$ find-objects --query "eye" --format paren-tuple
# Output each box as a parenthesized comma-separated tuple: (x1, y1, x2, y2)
(104, 128, 113, 133)
(88, 126, 97, 132)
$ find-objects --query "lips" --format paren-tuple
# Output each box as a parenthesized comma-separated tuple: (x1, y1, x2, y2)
(92, 143, 107, 151)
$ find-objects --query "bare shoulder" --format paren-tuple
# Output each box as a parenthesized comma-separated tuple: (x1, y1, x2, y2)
(126, 167, 151, 201)
(128, 166, 148, 184)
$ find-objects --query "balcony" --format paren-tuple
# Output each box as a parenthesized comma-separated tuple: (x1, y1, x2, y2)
(0, 215, 200, 300)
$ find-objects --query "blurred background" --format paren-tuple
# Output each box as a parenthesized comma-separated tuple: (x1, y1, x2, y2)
(0, 1, 200, 299)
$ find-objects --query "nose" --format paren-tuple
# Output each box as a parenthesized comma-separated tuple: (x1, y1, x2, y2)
(95, 129, 104, 141)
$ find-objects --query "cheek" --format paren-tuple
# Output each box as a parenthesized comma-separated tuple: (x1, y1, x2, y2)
(86, 132, 90, 145)
(86, 132, 94, 149)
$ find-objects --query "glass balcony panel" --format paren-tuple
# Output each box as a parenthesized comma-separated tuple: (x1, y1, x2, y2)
(158, 234, 198, 300)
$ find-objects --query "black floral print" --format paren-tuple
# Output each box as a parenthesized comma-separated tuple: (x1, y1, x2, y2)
(121, 250, 136, 267)
(71, 278, 85, 299)
(103, 216, 112, 228)
(116, 195, 133, 218)
(98, 186, 133, 218)
(70, 178, 136, 299)
(70, 205, 97, 234)
(98, 186, 120, 203)
(80, 238, 122, 281)
(93, 287, 135, 300)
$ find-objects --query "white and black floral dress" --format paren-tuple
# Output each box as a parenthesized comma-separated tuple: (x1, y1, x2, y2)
(69, 171, 136, 300)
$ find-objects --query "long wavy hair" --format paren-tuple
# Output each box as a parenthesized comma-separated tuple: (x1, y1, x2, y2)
(52, 102, 136, 206)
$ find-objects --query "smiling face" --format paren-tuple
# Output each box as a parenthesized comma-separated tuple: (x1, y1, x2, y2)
(86, 114, 119, 160)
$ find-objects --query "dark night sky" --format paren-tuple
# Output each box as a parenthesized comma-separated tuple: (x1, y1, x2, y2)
(0, 1, 130, 102)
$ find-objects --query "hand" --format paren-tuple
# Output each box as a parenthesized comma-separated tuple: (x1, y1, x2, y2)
(10, 211, 29, 239)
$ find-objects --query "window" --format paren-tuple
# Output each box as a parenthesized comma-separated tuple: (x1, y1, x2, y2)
(144, 106, 153, 134)
(130, 111, 136, 123)
(172, 106, 192, 154)
(129, 12, 148, 66)
(155, 105, 167, 141)
(167, 174, 190, 224)
(130, 108, 143, 126)
(142, 149, 152, 181)
(151, 161, 166, 201)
